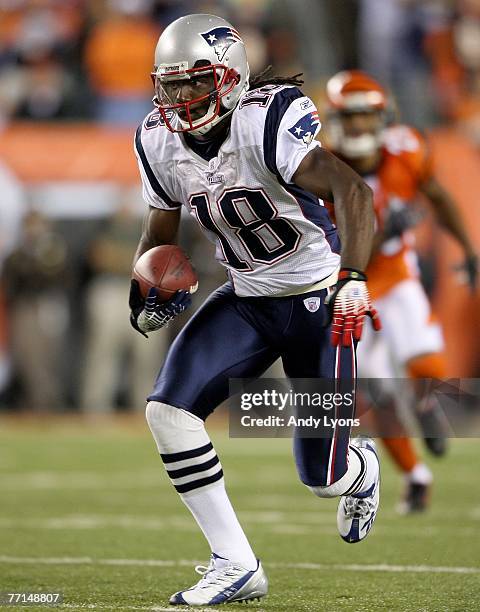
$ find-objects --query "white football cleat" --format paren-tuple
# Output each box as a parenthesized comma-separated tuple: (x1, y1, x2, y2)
(337, 438, 380, 543)
(169, 553, 268, 606)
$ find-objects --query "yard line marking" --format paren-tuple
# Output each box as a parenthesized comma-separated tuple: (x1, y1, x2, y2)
(269, 562, 480, 574)
(0, 556, 479, 575)
(0, 516, 197, 531)
(0, 515, 476, 537)
(0, 471, 164, 490)
(0, 556, 193, 567)
(0, 470, 252, 491)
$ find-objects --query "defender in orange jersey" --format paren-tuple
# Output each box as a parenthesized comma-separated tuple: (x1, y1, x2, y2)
(325, 70, 478, 513)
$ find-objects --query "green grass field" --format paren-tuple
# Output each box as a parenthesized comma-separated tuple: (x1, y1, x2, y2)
(0, 417, 479, 612)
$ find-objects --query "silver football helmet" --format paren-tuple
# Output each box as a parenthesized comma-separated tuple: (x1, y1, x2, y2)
(151, 14, 250, 135)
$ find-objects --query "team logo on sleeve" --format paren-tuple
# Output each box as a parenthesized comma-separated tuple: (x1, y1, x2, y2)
(288, 111, 320, 145)
(200, 27, 243, 62)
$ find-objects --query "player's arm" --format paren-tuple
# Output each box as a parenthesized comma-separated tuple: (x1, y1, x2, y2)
(420, 177, 478, 290)
(133, 206, 181, 265)
(293, 147, 381, 346)
(130, 207, 190, 337)
(293, 147, 374, 271)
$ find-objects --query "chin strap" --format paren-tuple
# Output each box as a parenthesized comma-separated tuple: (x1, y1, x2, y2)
(188, 104, 235, 136)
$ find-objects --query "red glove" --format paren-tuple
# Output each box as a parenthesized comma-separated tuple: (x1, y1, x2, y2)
(326, 268, 381, 348)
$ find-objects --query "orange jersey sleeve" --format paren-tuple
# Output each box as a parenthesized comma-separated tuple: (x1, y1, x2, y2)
(379, 125, 434, 196)
(367, 125, 432, 299)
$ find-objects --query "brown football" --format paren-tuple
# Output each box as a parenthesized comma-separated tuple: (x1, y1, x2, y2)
(133, 245, 198, 302)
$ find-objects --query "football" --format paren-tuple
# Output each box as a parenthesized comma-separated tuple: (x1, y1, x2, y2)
(133, 245, 198, 301)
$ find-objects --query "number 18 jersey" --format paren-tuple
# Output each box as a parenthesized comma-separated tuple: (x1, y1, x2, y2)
(134, 85, 340, 297)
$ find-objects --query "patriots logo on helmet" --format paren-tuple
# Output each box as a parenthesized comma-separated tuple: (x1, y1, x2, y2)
(288, 111, 320, 145)
(200, 27, 243, 62)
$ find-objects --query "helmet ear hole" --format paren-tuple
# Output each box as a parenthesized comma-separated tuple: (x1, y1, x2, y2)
(194, 59, 211, 68)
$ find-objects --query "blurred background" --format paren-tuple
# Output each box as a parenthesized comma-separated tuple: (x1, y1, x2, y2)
(0, 0, 479, 415)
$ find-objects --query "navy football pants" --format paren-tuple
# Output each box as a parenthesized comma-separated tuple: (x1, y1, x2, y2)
(148, 282, 356, 486)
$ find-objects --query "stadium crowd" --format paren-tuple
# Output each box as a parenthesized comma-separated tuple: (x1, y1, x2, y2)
(0, 0, 479, 412)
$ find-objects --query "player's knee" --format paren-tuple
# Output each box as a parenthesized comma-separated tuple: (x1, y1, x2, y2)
(145, 400, 203, 434)
(145, 401, 206, 454)
(145, 400, 167, 432)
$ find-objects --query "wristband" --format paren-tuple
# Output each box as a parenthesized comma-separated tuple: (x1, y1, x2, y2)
(338, 268, 368, 282)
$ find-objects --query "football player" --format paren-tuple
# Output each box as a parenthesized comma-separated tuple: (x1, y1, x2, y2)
(129, 15, 381, 606)
(324, 70, 478, 513)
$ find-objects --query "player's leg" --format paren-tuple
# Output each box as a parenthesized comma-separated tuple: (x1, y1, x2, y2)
(406, 353, 448, 456)
(357, 317, 432, 512)
(145, 283, 274, 604)
(281, 289, 380, 543)
(384, 279, 448, 456)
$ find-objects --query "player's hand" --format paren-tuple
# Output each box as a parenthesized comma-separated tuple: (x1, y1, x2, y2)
(455, 253, 478, 292)
(382, 199, 420, 240)
(325, 268, 381, 348)
(129, 279, 191, 337)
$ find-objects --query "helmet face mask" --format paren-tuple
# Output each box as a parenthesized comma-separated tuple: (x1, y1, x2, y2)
(151, 14, 249, 135)
(328, 108, 386, 159)
(326, 71, 388, 159)
(152, 62, 239, 133)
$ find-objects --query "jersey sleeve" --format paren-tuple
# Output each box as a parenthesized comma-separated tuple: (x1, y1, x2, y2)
(384, 125, 434, 184)
(407, 128, 434, 183)
(134, 124, 182, 210)
(263, 87, 321, 184)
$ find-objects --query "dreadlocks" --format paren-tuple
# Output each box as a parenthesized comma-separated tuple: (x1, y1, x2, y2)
(249, 65, 304, 91)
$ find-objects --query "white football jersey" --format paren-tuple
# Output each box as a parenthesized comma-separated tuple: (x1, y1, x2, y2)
(134, 85, 340, 297)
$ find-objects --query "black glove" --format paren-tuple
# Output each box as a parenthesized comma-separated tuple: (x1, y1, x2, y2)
(129, 279, 191, 337)
(382, 199, 420, 240)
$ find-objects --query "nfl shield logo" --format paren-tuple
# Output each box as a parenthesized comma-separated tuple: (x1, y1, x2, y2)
(303, 297, 321, 312)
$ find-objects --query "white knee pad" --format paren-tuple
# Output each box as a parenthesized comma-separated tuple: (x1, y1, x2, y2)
(307, 445, 366, 498)
(145, 401, 208, 455)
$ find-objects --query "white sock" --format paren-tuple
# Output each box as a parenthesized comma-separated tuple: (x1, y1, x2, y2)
(408, 462, 433, 485)
(182, 483, 257, 570)
(146, 401, 257, 570)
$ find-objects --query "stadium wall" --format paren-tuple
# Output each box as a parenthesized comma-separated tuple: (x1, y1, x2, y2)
(0, 122, 478, 376)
